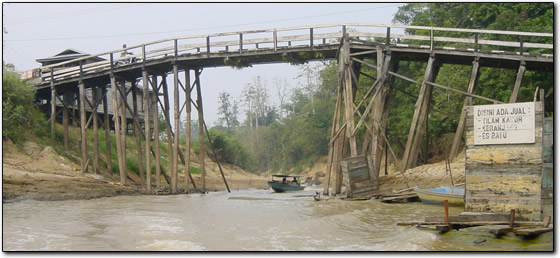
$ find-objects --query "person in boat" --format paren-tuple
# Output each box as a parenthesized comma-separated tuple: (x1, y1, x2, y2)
(282, 177, 287, 184)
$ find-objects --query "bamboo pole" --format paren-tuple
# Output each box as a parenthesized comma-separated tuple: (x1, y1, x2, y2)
(195, 69, 206, 193)
(143, 70, 152, 192)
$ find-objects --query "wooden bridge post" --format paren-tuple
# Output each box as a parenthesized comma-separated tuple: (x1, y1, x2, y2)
(119, 80, 128, 178)
(151, 74, 161, 188)
(342, 33, 358, 157)
(132, 83, 145, 187)
(62, 92, 72, 149)
(78, 62, 89, 173)
(184, 69, 192, 191)
(50, 68, 56, 144)
(370, 49, 396, 178)
(92, 85, 100, 174)
(102, 86, 112, 173)
(450, 57, 480, 161)
(509, 60, 526, 103)
(195, 69, 206, 193)
(402, 54, 440, 172)
(172, 62, 180, 193)
(110, 61, 125, 184)
(143, 69, 152, 192)
(323, 75, 343, 196)
(161, 73, 175, 191)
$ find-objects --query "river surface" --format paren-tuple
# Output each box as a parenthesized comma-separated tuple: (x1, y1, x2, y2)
(2, 187, 552, 251)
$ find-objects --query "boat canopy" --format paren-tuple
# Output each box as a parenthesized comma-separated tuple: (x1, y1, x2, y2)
(271, 175, 302, 178)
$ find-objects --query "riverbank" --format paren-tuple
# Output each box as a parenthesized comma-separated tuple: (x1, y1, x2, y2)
(3, 139, 463, 203)
(2, 140, 269, 202)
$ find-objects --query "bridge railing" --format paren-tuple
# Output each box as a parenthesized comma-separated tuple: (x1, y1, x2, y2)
(39, 23, 552, 83)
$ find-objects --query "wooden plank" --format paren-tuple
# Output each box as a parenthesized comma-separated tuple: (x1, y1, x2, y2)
(514, 227, 553, 236)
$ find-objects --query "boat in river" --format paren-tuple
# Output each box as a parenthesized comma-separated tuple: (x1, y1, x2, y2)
(414, 186, 465, 206)
(268, 175, 305, 193)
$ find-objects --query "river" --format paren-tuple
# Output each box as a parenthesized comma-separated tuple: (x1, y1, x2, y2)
(2, 187, 552, 251)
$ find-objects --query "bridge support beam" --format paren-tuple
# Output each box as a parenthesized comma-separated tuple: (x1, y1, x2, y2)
(79, 80, 88, 173)
(195, 69, 206, 193)
(102, 86, 112, 174)
(132, 82, 145, 187)
(184, 69, 192, 192)
(402, 55, 440, 172)
(450, 57, 480, 162)
(143, 69, 152, 192)
(509, 60, 526, 103)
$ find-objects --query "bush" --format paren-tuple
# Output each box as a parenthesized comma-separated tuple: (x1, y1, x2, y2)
(2, 70, 47, 142)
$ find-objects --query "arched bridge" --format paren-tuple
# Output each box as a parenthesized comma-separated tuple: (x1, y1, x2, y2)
(33, 23, 553, 195)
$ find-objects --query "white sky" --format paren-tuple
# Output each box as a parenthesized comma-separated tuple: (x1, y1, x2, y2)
(3, 2, 404, 126)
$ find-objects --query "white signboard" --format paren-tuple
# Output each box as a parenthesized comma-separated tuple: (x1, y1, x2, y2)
(474, 102, 535, 145)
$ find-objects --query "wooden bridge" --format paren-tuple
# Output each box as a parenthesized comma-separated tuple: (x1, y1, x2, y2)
(33, 23, 553, 195)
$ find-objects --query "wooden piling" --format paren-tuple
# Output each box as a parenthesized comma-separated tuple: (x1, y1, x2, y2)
(151, 74, 161, 188)
(184, 69, 192, 191)
(143, 70, 152, 192)
(509, 60, 526, 103)
(50, 68, 56, 144)
(102, 87, 112, 173)
(402, 55, 439, 172)
(449, 57, 479, 161)
(92, 85, 100, 174)
(161, 74, 176, 192)
(79, 80, 88, 173)
(172, 63, 180, 193)
(342, 37, 358, 157)
(195, 69, 206, 193)
(132, 83, 145, 187)
(111, 75, 126, 185)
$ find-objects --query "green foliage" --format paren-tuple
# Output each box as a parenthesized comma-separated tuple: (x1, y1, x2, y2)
(2, 69, 47, 142)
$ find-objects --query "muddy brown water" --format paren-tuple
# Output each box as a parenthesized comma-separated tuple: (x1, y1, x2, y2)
(2, 187, 552, 251)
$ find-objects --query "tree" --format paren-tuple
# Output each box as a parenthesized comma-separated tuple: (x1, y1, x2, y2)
(216, 91, 239, 132)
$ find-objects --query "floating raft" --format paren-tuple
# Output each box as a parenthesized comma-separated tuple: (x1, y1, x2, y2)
(398, 212, 552, 238)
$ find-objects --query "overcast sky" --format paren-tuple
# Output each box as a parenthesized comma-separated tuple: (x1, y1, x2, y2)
(3, 2, 404, 126)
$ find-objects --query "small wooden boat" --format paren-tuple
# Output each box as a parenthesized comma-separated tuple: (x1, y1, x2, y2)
(414, 186, 465, 206)
(268, 175, 304, 193)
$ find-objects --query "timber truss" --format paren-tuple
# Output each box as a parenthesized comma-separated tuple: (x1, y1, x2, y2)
(33, 23, 553, 195)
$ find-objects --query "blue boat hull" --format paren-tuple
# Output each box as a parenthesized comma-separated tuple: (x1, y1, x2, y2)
(414, 186, 465, 206)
